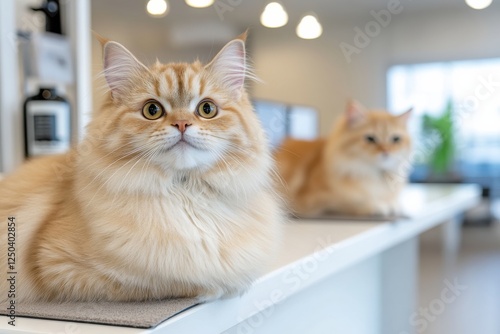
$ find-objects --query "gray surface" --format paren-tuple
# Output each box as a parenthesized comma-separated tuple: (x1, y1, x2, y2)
(293, 214, 408, 222)
(419, 219, 500, 334)
(0, 298, 199, 328)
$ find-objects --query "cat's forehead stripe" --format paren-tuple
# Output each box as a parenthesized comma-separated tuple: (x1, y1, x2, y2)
(199, 77, 206, 96)
(187, 70, 194, 93)
(188, 69, 203, 99)
(158, 67, 181, 104)
(157, 74, 168, 98)
(174, 65, 185, 98)
(161, 68, 176, 96)
(153, 76, 161, 97)
(164, 69, 174, 90)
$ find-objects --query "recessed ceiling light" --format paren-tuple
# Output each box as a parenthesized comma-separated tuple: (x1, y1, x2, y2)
(465, 0, 493, 9)
(296, 14, 323, 40)
(147, 0, 168, 17)
(185, 0, 214, 8)
(260, 2, 288, 28)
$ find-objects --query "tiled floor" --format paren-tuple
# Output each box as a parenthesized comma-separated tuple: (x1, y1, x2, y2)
(419, 216, 500, 334)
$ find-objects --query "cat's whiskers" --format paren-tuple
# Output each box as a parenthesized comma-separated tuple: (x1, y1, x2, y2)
(199, 146, 244, 203)
(216, 151, 235, 174)
(137, 144, 163, 198)
(76, 142, 149, 196)
(113, 145, 161, 201)
(77, 136, 145, 174)
(203, 133, 254, 154)
(85, 153, 145, 208)
(218, 147, 264, 202)
(195, 135, 262, 194)
(84, 147, 154, 208)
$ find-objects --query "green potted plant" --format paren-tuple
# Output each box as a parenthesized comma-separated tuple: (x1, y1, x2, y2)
(422, 99, 460, 181)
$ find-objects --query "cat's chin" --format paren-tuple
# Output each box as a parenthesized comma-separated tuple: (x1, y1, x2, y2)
(160, 138, 200, 153)
(158, 144, 219, 171)
(376, 154, 407, 172)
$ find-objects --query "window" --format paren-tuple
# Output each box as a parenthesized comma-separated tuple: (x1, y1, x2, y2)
(387, 58, 500, 165)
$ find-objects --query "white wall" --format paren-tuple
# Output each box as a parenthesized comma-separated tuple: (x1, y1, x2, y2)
(249, 25, 352, 136)
(251, 7, 500, 136)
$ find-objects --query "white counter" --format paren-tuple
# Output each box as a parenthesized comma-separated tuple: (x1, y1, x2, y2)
(0, 184, 481, 334)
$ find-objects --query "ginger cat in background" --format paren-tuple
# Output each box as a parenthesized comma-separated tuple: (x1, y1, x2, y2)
(0, 34, 283, 303)
(276, 100, 412, 217)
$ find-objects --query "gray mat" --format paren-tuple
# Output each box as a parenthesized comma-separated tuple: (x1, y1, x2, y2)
(293, 213, 410, 221)
(0, 298, 199, 328)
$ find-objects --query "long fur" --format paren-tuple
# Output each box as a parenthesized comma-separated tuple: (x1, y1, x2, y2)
(0, 35, 283, 303)
(275, 100, 412, 217)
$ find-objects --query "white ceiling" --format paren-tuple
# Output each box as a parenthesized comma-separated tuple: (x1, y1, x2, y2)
(90, 0, 500, 48)
(92, 0, 500, 27)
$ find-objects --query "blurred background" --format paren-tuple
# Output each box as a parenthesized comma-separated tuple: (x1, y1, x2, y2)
(0, 0, 499, 333)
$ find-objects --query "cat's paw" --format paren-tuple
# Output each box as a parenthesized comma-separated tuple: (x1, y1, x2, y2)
(195, 288, 225, 303)
(221, 285, 248, 300)
(195, 284, 247, 302)
(386, 200, 403, 217)
(373, 202, 401, 217)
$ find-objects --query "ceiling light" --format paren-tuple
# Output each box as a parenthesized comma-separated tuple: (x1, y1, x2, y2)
(260, 2, 288, 28)
(185, 0, 214, 8)
(147, 0, 168, 17)
(465, 0, 493, 9)
(296, 14, 323, 40)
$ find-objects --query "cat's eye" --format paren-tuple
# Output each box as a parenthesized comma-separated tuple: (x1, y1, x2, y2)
(365, 135, 377, 143)
(392, 135, 401, 143)
(142, 100, 164, 120)
(196, 100, 218, 119)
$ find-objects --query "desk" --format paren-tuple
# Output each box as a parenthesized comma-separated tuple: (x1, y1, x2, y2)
(0, 184, 481, 334)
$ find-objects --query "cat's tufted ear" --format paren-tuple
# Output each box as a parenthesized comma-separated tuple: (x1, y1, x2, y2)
(102, 41, 149, 100)
(205, 33, 248, 98)
(93, 31, 109, 47)
(346, 99, 367, 127)
(398, 108, 413, 123)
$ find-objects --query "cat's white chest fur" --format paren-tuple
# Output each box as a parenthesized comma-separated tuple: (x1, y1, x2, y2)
(83, 173, 260, 298)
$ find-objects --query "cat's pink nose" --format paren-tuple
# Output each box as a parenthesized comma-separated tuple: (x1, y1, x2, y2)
(172, 120, 192, 134)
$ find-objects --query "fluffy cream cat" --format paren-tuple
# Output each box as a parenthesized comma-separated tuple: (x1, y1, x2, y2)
(0, 34, 283, 303)
(275, 100, 412, 217)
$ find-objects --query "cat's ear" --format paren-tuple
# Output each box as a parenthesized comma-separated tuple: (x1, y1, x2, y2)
(93, 31, 109, 47)
(205, 33, 248, 98)
(102, 41, 149, 100)
(346, 100, 367, 126)
(398, 108, 413, 123)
